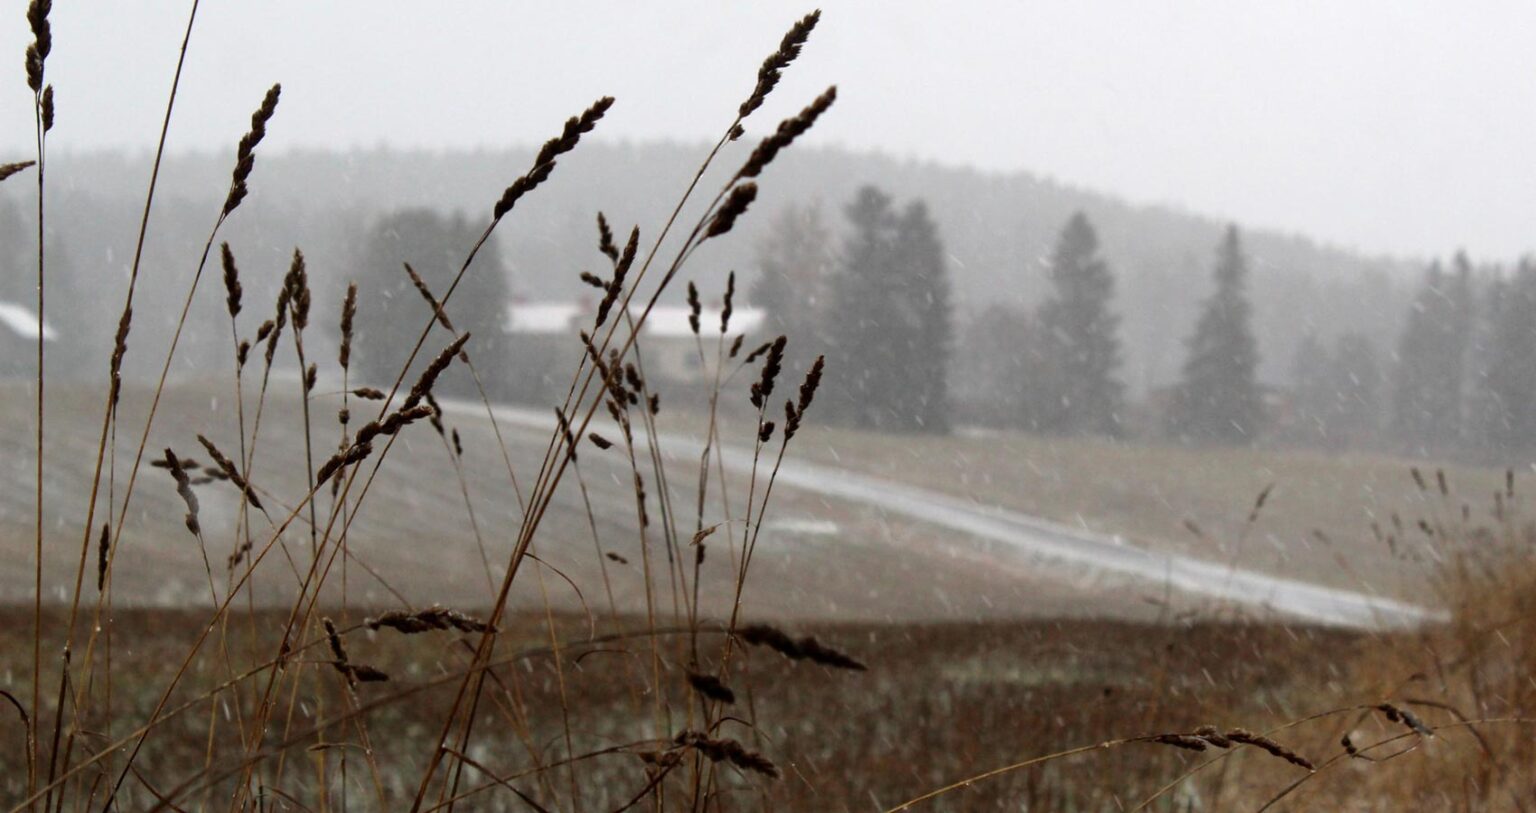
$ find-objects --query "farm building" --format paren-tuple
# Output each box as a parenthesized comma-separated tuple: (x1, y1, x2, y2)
(502, 300, 765, 404)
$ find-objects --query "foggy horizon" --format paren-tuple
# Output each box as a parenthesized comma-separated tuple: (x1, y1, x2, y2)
(4, 1, 1535, 260)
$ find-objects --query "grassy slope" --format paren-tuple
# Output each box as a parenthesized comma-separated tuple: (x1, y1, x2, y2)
(693, 407, 1509, 600)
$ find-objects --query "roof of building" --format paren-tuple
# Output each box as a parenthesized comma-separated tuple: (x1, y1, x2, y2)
(506, 302, 764, 338)
(0, 301, 57, 341)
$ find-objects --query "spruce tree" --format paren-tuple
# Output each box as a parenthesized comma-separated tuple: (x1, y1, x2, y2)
(825, 187, 952, 432)
(1032, 212, 1123, 435)
(1392, 256, 1473, 450)
(826, 186, 899, 428)
(1483, 260, 1536, 449)
(350, 208, 509, 397)
(1167, 225, 1263, 443)
(889, 200, 953, 432)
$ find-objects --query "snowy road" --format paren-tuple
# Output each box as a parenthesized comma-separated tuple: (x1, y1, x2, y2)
(440, 399, 1443, 630)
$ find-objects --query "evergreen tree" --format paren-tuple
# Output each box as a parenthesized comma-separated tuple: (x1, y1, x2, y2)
(889, 200, 953, 432)
(1392, 255, 1473, 450)
(1031, 212, 1123, 435)
(825, 187, 952, 432)
(349, 209, 509, 398)
(751, 202, 835, 369)
(1166, 225, 1263, 443)
(826, 187, 899, 428)
(1483, 260, 1536, 449)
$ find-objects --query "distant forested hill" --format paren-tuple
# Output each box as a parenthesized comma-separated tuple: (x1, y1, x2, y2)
(2, 142, 1418, 392)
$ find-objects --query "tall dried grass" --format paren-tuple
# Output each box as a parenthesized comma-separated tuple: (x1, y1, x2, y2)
(6, 4, 1536, 812)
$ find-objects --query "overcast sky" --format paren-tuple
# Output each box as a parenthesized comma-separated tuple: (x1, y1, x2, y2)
(4, 2, 1534, 260)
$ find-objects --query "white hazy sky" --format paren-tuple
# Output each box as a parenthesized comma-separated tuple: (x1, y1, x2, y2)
(4, 2, 1534, 259)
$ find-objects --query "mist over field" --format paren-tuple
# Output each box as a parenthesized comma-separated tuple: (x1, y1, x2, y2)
(4, 3, 1536, 810)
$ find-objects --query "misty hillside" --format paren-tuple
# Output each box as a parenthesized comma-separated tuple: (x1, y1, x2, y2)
(2, 141, 1417, 392)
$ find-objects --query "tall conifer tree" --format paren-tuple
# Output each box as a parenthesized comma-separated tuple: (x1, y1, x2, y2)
(1032, 212, 1123, 435)
(1167, 225, 1263, 443)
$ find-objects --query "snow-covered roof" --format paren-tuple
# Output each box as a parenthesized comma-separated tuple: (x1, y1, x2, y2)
(0, 301, 56, 341)
(505, 302, 765, 338)
(640, 305, 765, 338)
(505, 302, 583, 334)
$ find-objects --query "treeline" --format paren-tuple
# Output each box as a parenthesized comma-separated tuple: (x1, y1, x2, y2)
(752, 188, 1268, 442)
(752, 188, 1536, 459)
(1, 144, 1416, 394)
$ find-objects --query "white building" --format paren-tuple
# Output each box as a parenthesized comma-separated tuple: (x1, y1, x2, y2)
(505, 301, 765, 387)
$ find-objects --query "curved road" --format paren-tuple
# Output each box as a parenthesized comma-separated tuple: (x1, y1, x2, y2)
(440, 399, 1442, 630)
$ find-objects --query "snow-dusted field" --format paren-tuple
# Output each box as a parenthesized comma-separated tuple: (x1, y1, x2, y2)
(2, 382, 1443, 628)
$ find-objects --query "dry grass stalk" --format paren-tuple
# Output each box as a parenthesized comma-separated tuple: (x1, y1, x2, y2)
(109, 307, 131, 406)
(737, 623, 866, 670)
(403, 262, 454, 331)
(687, 282, 702, 335)
(39, 84, 53, 131)
(738, 9, 820, 119)
(596, 211, 619, 262)
(219, 242, 241, 318)
(222, 83, 281, 216)
(749, 335, 787, 409)
(595, 226, 638, 328)
(1246, 483, 1274, 524)
(403, 333, 470, 411)
(721, 271, 736, 333)
(423, 392, 446, 435)
(95, 523, 108, 592)
(263, 259, 294, 365)
(1376, 703, 1433, 737)
(674, 731, 778, 778)
(554, 407, 578, 461)
(162, 449, 200, 537)
(0, 160, 36, 183)
(339, 281, 357, 370)
(493, 96, 614, 220)
(324, 618, 388, 686)
(1148, 734, 1208, 752)
(24, 0, 51, 92)
(743, 340, 773, 364)
(784, 354, 825, 440)
(315, 441, 372, 487)
(1224, 728, 1314, 771)
(352, 404, 435, 449)
(195, 434, 263, 511)
(1194, 725, 1232, 748)
(738, 85, 837, 180)
(686, 671, 736, 704)
(366, 606, 494, 635)
(706, 182, 758, 239)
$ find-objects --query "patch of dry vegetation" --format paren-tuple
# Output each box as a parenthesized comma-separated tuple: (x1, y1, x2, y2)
(4, 2, 1536, 811)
